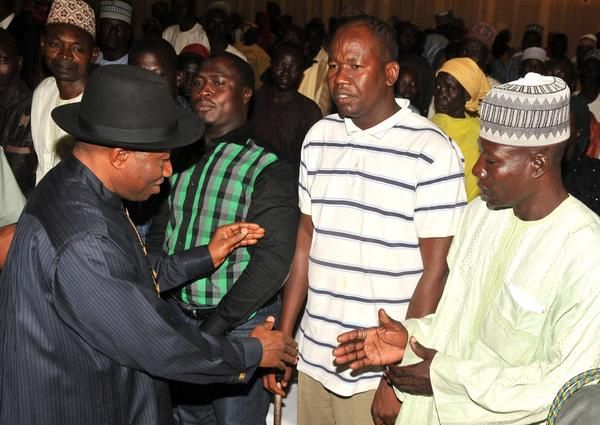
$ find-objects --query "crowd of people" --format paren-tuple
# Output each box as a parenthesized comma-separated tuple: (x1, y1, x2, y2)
(1, 0, 600, 424)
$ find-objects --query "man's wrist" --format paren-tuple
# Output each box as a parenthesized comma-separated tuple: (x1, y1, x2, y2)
(198, 310, 230, 336)
(277, 320, 295, 336)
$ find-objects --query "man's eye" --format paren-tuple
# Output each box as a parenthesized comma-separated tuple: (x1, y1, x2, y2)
(351, 64, 361, 69)
(328, 64, 338, 70)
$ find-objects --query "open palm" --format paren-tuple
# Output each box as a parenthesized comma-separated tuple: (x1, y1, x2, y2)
(333, 309, 408, 370)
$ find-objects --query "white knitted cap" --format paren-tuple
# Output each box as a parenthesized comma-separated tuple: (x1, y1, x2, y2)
(99, 0, 133, 24)
(521, 46, 548, 63)
(480, 73, 570, 146)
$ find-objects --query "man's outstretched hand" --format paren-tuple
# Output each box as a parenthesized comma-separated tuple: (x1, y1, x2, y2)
(208, 222, 265, 267)
(333, 309, 408, 370)
(251, 316, 298, 370)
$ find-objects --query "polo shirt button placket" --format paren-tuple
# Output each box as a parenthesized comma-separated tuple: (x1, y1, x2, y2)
(351, 136, 360, 170)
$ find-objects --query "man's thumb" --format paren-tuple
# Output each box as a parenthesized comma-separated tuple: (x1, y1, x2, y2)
(379, 308, 391, 325)
(262, 315, 275, 331)
(236, 228, 249, 241)
(409, 337, 426, 358)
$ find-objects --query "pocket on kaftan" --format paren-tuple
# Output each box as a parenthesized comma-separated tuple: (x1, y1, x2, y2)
(479, 282, 548, 365)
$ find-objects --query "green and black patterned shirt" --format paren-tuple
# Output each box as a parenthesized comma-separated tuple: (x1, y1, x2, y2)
(163, 125, 299, 335)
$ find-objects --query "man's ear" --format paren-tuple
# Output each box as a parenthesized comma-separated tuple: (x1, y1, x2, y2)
(385, 60, 400, 87)
(90, 46, 100, 63)
(109, 148, 130, 170)
(176, 70, 183, 88)
(242, 86, 253, 105)
(531, 152, 549, 178)
(40, 33, 45, 49)
(17, 55, 23, 73)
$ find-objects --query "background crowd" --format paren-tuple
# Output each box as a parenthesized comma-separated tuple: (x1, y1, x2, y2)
(2, 0, 600, 216)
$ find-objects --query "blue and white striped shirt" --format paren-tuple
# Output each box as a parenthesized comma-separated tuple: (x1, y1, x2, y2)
(297, 99, 467, 396)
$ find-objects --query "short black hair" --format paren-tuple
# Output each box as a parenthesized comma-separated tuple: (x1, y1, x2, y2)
(207, 52, 254, 89)
(546, 57, 576, 90)
(128, 37, 177, 73)
(492, 29, 511, 59)
(272, 42, 304, 67)
(522, 30, 542, 50)
(177, 52, 203, 69)
(332, 15, 398, 63)
(243, 27, 258, 45)
(305, 19, 325, 39)
(549, 33, 568, 57)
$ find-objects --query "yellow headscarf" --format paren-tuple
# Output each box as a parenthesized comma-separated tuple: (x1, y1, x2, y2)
(437, 57, 491, 113)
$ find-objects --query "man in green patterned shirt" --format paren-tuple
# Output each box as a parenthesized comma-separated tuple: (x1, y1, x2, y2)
(153, 52, 299, 425)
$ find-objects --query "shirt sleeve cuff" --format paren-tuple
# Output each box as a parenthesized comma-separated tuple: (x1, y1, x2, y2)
(229, 337, 263, 383)
(177, 245, 215, 279)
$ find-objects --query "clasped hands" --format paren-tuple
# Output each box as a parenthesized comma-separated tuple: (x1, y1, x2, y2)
(333, 308, 436, 396)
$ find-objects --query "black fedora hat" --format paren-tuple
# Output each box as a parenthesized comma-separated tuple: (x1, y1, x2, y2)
(51, 65, 204, 151)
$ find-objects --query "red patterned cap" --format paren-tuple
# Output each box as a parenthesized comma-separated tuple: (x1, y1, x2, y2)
(466, 22, 497, 50)
(180, 43, 210, 59)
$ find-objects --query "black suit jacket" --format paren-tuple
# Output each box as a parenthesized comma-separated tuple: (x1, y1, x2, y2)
(0, 156, 262, 425)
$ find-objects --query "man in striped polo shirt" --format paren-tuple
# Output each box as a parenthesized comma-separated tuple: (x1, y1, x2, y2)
(154, 52, 299, 424)
(264, 15, 467, 425)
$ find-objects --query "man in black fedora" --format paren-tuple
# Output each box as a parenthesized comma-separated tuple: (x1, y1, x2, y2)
(0, 65, 298, 425)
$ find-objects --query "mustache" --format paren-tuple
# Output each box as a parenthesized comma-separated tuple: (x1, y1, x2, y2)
(333, 89, 354, 96)
(50, 59, 77, 69)
(194, 99, 216, 108)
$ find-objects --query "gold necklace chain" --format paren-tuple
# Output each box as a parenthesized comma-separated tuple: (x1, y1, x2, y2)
(124, 208, 161, 296)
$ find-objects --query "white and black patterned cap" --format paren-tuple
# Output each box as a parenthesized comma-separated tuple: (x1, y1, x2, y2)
(47, 0, 96, 39)
(480, 73, 570, 146)
(100, 0, 133, 24)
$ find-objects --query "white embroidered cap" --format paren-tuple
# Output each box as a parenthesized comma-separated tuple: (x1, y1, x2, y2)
(46, 0, 96, 39)
(480, 73, 570, 146)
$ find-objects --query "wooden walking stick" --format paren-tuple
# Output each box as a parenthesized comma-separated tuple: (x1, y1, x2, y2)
(273, 383, 282, 425)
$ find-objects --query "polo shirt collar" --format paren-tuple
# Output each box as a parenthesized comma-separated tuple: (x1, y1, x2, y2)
(343, 98, 411, 139)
